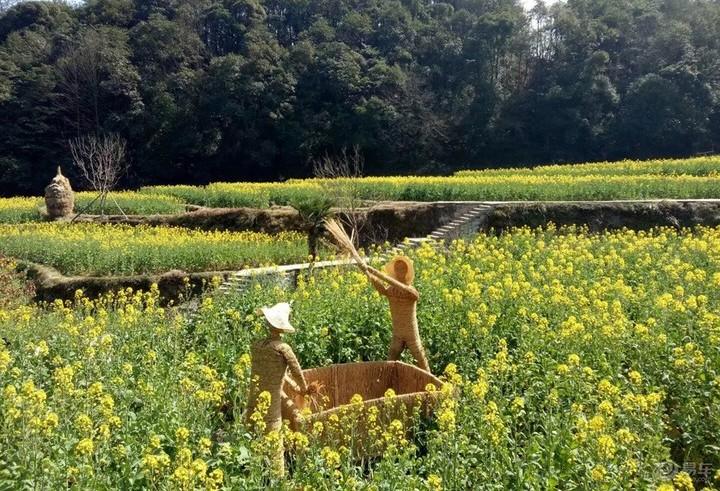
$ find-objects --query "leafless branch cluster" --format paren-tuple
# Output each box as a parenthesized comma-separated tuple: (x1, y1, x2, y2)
(312, 145, 364, 182)
(312, 146, 366, 245)
(70, 133, 128, 193)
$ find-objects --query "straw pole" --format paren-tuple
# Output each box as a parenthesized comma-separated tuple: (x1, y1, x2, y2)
(324, 218, 414, 292)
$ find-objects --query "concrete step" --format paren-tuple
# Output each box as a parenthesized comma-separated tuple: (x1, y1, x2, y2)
(425, 204, 497, 239)
(216, 206, 497, 296)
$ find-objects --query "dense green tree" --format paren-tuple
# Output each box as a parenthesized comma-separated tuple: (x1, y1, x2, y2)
(0, 0, 719, 195)
(0, 2, 75, 194)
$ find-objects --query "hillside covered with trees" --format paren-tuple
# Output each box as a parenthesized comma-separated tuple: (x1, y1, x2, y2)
(1, 0, 719, 195)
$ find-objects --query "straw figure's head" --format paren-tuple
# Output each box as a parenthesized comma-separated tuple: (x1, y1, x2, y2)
(384, 256, 415, 285)
(258, 302, 295, 336)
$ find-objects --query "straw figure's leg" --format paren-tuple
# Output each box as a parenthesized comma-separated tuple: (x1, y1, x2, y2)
(388, 335, 405, 361)
(263, 392, 286, 477)
(407, 337, 430, 372)
(265, 417, 285, 477)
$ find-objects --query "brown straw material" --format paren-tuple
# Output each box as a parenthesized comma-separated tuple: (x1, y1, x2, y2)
(282, 361, 444, 456)
(324, 218, 413, 291)
(324, 218, 363, 263)
(44, 167, 74, 219)
(247, 335, 309, 475)
(324, 218, 431, 372)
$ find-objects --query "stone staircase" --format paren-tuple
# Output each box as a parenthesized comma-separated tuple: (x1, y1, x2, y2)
(216, 202, 494, 297)
(426, 203, 494, 241)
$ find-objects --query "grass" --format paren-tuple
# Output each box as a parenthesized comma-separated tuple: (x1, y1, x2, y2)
(0, 257, 33, 309)
(0, 225, 718, 488)
(0, 223, 316, 275)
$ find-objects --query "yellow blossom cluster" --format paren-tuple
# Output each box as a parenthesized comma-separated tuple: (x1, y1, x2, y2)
(0, 222, 315, 275)
(0, 192, 184, 224)
(179, 352, 227, 406)
(142, 156, 720, 205)
(1, 224, 720, 488)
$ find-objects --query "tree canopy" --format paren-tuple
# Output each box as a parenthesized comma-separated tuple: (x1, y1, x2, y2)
(1, 0, 719, 195)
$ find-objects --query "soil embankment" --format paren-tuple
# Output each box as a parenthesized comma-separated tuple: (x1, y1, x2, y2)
(24, 199, 720, 302)
(17, 262, 230, 304)
(485, 200, 720, 232)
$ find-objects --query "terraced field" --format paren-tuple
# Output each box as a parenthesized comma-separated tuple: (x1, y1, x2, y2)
(1, 226, 719, 488)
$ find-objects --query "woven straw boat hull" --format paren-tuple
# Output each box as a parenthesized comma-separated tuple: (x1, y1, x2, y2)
(282, 361, 443, 431)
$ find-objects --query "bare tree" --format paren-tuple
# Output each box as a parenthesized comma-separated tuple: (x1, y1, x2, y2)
(69, 133, 128, 217)
(312, 146, 366, 246)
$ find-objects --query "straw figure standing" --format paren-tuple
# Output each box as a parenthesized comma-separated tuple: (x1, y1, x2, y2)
(324, 219, 431, 373)
(246, 302, 308, 475)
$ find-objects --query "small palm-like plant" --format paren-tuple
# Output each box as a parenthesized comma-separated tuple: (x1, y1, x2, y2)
(290, 196, 335, 261)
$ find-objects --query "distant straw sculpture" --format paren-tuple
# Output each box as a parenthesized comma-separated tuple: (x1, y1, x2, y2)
(44, 167, 74, 219)
(325, 219, 431, 372)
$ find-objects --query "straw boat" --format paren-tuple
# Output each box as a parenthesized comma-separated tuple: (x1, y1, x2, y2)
(282, 360, 444, 431)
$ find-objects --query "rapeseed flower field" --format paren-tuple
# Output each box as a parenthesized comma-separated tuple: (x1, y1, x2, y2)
(3, 157, 719, 216)
(1, 225, 719, 489)
(0, 223, 313, 275)
(454, 156, 720, 177)
(0, 192, 185, 223)
(141, 157, 720, 207)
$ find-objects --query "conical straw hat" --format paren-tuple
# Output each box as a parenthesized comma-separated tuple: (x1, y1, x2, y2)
(260, 302, 295, 332)
(384, 256, 415, 285)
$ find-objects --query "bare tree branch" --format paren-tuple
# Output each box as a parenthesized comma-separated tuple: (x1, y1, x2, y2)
(69, 133, 128, 215)
(312, 146, 366, 245)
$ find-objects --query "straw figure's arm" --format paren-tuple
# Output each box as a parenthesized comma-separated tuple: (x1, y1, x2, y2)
(354, 257, 411, 292)
(276, 343, 308, 393)
(283, 374, 302, 393)
(323, 218, 418, 298)
(365, 265, 419, 300)
(366, 270, 389, 294)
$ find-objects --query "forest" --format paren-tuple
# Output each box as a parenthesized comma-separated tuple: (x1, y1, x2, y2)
(1, 0, 719, 195)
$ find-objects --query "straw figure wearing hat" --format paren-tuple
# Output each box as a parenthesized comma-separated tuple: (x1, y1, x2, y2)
(324, 219, 431, 372)
(367, 256, 430, 372)
(246, 302, 308, 475)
